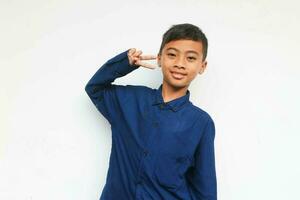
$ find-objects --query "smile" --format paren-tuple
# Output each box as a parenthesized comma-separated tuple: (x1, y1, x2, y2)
(170, 71, 186, 80)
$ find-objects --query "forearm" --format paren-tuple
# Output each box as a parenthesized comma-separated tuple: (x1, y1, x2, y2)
(85, 49, 139, 96)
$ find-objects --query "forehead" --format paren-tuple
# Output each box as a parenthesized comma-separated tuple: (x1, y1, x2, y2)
(163, 39, 203, 55)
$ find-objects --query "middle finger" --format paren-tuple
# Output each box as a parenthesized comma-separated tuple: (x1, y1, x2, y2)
(140, 55, 157, 60)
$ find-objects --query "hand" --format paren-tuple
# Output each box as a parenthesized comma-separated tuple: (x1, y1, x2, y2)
(127, 48, 157, 69)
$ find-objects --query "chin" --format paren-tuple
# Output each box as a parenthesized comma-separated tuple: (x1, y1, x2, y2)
(167, 79, 188, 90)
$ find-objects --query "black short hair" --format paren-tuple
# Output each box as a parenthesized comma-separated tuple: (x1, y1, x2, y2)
(158, 23, 208, 61)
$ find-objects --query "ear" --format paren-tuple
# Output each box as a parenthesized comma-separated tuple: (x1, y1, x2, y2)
(198, 60, 207, 74)
(157, 53, 161, 68)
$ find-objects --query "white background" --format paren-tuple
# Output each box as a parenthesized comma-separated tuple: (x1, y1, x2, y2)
(1, 0, 300, 199)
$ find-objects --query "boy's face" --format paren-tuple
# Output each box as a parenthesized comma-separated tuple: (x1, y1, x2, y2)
(157, 39, 207, 91)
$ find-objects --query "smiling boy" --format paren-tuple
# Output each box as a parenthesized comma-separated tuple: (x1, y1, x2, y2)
(85, 23, 217, 200)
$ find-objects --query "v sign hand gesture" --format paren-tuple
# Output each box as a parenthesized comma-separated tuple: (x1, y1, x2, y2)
(127, 48, 157, 69)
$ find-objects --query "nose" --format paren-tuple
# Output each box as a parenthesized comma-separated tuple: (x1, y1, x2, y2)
(174, 56, 185, 69)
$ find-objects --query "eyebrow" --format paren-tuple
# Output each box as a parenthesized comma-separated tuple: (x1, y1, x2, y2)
(165, 47, 200, 56)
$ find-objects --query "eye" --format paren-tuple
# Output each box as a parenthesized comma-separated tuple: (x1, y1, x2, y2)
(167, 53, 176, 57)
(187, 56, 196, 61)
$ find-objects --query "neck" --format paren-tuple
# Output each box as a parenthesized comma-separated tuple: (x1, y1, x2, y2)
(161, 82, 188, 103)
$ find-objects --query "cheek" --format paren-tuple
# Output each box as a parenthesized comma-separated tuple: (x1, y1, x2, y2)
(161, 56, 174, 65)
(191, 63, 202, 73)
(161, 66, 169, 77)
(187, 67, 200, 78)
(161, 60, 173, 72)
(191, 68, 199, 75)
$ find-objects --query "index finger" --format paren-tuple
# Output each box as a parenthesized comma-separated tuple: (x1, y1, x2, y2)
(135, 60, 157, 69)
(139, 55, 157, 60)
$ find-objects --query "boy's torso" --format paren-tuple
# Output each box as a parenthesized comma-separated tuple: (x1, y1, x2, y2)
(100, 83, 211, 199)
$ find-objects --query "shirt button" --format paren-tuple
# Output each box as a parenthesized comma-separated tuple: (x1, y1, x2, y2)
(159, 104, 164, 109)
(136, 180, 142, 185)
(143, 150, 148, 157)
(92, 87, 98, 94)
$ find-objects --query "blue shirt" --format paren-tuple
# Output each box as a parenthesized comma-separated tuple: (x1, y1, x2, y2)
(85, 49, 217, 200)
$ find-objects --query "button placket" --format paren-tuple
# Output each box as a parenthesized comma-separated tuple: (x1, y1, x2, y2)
(135, 180, 143, 199)
(135, 148, 149, 188)
(135, 151, 147, 199)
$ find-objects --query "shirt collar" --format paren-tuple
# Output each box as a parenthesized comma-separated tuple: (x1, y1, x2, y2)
(152, 84, 190, 112)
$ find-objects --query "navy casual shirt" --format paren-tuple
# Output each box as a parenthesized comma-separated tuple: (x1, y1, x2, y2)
(85, 49, 217, 200)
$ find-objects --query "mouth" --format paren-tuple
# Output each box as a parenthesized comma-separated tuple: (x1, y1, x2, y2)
(170, 71, 187, 80)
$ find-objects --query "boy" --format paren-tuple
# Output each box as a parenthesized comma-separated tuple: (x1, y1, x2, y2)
(85, 23, 217, 200)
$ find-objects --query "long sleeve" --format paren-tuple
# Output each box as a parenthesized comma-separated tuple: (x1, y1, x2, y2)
(85, 49, 140, 124)
(186, 117, 217, 200)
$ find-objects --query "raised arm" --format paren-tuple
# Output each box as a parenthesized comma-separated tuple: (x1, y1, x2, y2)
(85, 48, 156, 124)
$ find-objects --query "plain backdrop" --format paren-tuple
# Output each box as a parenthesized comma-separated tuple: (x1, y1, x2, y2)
(1, 0, 300, 199)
